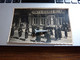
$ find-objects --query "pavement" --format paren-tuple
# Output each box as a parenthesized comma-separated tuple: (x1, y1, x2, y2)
(9, 29, 72, 45)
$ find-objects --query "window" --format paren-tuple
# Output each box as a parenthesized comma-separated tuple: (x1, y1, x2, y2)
(33, 18, 37, 24)
(40, 18, 45, 25)
(59, 17, 62, 25)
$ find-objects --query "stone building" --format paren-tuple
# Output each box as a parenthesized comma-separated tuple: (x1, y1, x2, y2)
(13, 9, 70, 31)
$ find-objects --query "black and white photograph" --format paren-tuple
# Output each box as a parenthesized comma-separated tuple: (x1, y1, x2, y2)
(8, 8, 72, 45)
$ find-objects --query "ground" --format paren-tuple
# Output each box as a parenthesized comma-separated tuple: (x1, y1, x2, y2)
(9, 29, 72, 45)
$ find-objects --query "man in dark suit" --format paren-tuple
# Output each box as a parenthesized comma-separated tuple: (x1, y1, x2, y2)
(55, 26, 58, 40)
(50, 29, 53, 36)
(58, 26, 62, 40)
(25, 28, 28, 40)
(32, 25, 36, 36)
(65, 27, 68, 38)
(64, 23, 68, 38)
(46, 31, 51, 43)
(18, 24, 23, 39)
(35, 27, 41, 42)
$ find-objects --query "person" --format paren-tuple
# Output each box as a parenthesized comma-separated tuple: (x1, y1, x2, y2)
(46, 31, 51, 43)
(63, 23, 68, 38)
(26, 23, 29, 32)
(43, 26, 46, 30)
(35, 27, 41, 42)
(50, 29, 53, 36)
(36, 34, 41, 42)
(25, 28, 28, 40)
(43, 26, 47, 38)
(62, 23, 65, 31)
(55, 26, 58, 40)
(18, 25, 23, 39)
(58, 26, 62, 40)
(32, 25, 36, 36)
(65, 27, 68, 38)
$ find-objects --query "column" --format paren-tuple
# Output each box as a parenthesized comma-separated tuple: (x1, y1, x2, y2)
(51, 15, 54, 25)
(19, 17, 21, 27)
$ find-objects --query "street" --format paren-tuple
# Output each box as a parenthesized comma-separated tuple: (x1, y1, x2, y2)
(9, 29, 72, 44)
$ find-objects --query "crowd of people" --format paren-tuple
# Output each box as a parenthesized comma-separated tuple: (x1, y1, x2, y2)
(31, 24, 68, 42)
(10, 23, 29, 41)
(10, 22, 69, 42)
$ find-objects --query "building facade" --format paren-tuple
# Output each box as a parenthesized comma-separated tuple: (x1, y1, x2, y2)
(13, 9, 69, 31)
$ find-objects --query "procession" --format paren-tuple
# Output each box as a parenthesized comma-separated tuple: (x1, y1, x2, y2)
(8, 8, 72, 44)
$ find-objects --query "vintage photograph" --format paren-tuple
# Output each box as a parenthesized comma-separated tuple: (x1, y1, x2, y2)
(8, 8, 72, 45)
